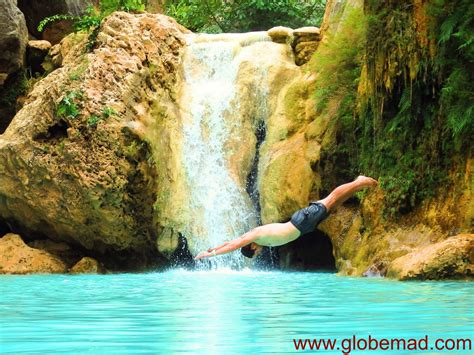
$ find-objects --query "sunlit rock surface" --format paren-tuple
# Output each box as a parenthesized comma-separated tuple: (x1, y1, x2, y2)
(0, 12, 188, 268)
(0, 233, 67, 274)
(387, 234, 474, 280)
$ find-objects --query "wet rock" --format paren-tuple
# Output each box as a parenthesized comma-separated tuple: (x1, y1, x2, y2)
(0, 12, 188, 267)
(0, 0, 28, 85)
(0, 233, 67, 274)
(267, 26, 293, 43)
(26, 39, 51, 73)
(362, 262, 386, 277)
(17, 0, 89, 42)
(387, 234, 474, 280)
(156, 227, 179, 258)
(70, 256, 105, 274)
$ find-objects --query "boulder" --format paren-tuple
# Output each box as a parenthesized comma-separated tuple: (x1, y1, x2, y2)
(0, 12, 188, 268)
(291, 27, 321, 66)
(41, 19, 77, 46)
(28, 238, 82, 266)
(26, 39, 51, 73)
(70, 256, 105, 274)
(0, 233, 67, 274)
(0, 0, 28, 85)
(293, 26, 321, 43)
(17, 0, 89, 43)
(156, 227, 179, 258)
(387, 234, 474, 280)
(267, 26, 293, 43)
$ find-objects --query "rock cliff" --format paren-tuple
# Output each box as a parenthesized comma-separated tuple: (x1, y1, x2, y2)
(0, 12, 188, 269)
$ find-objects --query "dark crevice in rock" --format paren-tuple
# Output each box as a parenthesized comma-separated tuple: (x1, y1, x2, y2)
(116, 131, 162, 268)
(169, 234, 195, 269)
(0, 70, 25, 134)
(33, 119, 69, 142)
(246, 119, 266, 224)
(0, 218, 12, 237)
(245, 120, 280, 268)
(277, 229, 336, 271)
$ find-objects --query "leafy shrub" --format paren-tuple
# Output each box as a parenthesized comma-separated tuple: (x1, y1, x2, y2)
(165, 0, 326, 33)
(87, 115, 101, 127)
(56, 91, 82, 120)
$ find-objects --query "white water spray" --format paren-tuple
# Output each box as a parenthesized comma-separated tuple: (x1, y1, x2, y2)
(178, 32, 276, 268)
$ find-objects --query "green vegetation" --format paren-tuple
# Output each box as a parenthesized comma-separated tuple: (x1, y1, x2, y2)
(102, 106, 117, 118)
(38, 0, 147, 50)
(310, 0, 473, 217)
(87, 115, 101, 127)
(165, 0, 326, 33)
(56, 91, 83, 120)
(87, 106, 117, 127)
(0, 70, 29, 109)
(0, 69, 46, 111)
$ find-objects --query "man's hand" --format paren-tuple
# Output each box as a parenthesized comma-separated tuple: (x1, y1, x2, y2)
(194, 251, 213, 260)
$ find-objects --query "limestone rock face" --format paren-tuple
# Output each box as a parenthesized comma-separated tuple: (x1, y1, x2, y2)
(17, 0, 89, 42)
(0, 233, 67, 274)
(387, 234, 474, 280)
(259, 73, 320, 224)
(0, 12, 188, 267)
(292, 27, 321, 65)
(270, 0, 472, 280)
(0, 0, 28, 85)
(70, 256, 105, 274)
(267, 26, 293, 43)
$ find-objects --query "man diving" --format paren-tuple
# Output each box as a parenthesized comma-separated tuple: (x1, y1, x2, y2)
(194, 175, 378, 260)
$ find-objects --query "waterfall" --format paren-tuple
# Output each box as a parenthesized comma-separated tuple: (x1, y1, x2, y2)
(177, 32, 275, 268)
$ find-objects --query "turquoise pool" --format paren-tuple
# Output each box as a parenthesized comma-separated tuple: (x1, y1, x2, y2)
(1, 270, 472, 354)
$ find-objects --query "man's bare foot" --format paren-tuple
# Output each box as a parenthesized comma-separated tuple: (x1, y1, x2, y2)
(356, 175, 378, 187)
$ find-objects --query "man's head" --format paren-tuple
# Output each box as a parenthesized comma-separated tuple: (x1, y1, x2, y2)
(241, 243, 262, 258)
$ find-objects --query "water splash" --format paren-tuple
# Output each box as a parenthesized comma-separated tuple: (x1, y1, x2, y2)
(178, 32, 272, 269)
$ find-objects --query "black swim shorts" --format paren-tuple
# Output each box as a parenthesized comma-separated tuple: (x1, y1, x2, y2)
(290, 202, 329, 235)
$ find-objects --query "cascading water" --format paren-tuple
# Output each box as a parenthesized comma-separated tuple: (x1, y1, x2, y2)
(177, 32, 279, 268)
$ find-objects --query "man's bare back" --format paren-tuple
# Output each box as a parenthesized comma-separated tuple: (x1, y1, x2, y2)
(195, 176, 377, 260)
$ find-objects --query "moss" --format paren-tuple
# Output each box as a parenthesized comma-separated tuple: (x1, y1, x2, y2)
(283, 80, 307, 129)
(310, 0, 472, 217)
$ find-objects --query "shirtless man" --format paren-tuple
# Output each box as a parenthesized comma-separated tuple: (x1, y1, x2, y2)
(194, 175, 378, 260)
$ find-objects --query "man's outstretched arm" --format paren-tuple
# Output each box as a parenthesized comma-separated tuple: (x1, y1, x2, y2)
(207, 241, 229, 253)
(195, 231, 256, 260)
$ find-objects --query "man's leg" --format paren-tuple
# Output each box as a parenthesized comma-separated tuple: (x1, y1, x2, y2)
(318, 176, 377, 212)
